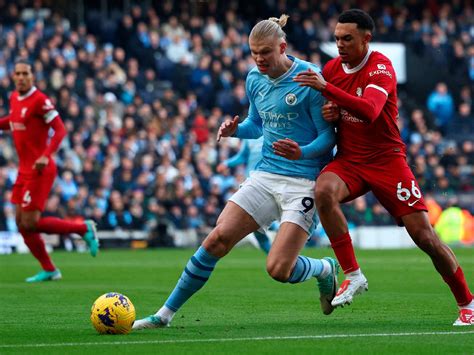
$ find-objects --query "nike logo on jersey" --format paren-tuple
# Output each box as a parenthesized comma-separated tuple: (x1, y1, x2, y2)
(408, 200, 419, 207)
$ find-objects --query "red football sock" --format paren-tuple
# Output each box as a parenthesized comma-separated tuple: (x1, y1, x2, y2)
(442, 267, 473, 307)
(22, 232, 56, 272)
(329, 232, 359, 274)
(35, 217, 87, 236)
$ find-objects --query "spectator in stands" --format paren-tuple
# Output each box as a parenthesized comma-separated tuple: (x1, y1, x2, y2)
(427, 82, 455, 135)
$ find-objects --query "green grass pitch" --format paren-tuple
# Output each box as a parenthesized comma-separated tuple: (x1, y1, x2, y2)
(0, 247, 473, 354)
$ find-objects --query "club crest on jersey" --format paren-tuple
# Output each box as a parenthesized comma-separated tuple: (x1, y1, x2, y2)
(356, 87, 363, 97)
(377, 64, 386, 70)
(285, 93, 297, 106)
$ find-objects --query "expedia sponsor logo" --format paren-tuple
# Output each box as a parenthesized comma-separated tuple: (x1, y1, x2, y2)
(285, 93, 297, 106)
(369, 69, 392, 78)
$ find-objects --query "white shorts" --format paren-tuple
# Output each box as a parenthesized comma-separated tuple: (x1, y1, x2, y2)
(229, 171, 318, 235)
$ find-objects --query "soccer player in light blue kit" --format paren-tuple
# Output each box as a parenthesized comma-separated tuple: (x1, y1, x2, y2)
(217, 136, 272, 253)
(133, 14, 339, 330)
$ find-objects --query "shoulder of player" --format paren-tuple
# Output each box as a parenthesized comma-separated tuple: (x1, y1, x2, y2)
(246, 66, 260, 79)
(294, 57, 321, 74)
(32, 89, 50, 101)
(32, 90, 56, 109)
(368, 51, 394, 69)
(245, 67, 263, 95)
(245, 67, 260, 84)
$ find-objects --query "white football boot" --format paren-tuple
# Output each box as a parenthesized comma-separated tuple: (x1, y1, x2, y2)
(331, 271, 368, 307)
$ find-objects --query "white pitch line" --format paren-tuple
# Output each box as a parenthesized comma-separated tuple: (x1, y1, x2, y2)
(1, 331, 473, 348)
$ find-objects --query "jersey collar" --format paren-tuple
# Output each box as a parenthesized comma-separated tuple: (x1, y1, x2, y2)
(266, 55, 297, 85)
(342, 49, 372, 74)
(17, 86, 37, 101)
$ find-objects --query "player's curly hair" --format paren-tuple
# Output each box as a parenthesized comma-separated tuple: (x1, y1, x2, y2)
(250, 14, 289, 41)
(338, 9, 375, 32)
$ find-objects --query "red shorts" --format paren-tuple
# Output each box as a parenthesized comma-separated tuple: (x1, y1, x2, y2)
(11, 166, 56, 212)
(322, 156, 427, 225)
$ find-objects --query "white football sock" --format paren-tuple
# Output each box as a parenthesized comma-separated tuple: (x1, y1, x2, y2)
(318, 259, 332, 279)
(156, 306, 175, 323)
(460, 299, 474, 310)
(346, 268, 362, 279)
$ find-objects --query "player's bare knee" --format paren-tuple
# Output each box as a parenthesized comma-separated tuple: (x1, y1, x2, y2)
(315, 185, 336, 212)
(266, 260, 291, 282)
(203, 225, 232, 256)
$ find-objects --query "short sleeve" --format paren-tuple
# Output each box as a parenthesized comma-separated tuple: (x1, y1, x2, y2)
(365, 61, 396, 97)
(38, 95, 59, 123)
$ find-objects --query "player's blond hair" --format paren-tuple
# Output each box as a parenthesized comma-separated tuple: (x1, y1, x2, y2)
(249, 14, 289, 41)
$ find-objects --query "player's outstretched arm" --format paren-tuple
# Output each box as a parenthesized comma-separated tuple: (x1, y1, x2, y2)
(293, 69, 327, 91)
(0, 116, 10, 131)
(217, 115, 239, 142)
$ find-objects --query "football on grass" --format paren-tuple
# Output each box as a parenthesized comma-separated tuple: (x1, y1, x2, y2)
(90, 292, 136, 334)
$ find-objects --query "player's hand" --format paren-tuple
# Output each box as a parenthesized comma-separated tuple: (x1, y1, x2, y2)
(217, 115, 239, 142)
(322, 101, 340, 123)
(33, 155, 49, 172)
(216, 163, 228, 174)
(293, 69, 327, 91)
(272, 138, 302, 160)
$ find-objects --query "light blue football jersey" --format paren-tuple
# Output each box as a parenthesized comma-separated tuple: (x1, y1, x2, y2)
(235, 56, 335, 180)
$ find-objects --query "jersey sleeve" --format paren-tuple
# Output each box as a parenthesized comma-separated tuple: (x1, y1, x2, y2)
(0, 115, 10, 130)
(300, 89, 336, 159)
(37, 94, 59, 124)
(235, 74, 263, 139)
(364, 60, 396, 98)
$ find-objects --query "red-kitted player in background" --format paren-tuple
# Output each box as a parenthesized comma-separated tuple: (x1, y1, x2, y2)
(0, 59, 99, 282)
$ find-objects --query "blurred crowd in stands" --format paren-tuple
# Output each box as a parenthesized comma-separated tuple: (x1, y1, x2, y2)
(0, 0, 472, 245)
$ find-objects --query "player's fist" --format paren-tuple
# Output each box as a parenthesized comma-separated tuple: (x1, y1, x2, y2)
(272, 138, 302, 160)
(322, 101, 340, 123)
(33, 155, 49, 172)
(217, 115, 239, 142)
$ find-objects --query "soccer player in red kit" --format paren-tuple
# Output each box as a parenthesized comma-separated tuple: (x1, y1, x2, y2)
(0, 59, 99, 282)
(293, 9, 473, 326)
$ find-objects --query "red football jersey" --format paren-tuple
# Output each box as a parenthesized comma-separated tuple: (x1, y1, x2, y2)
(8, 86, 59, 173)
(322, 50, 405, 163)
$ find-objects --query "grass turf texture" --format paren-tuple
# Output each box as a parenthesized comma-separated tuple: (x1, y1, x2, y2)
(0, 248, 473, 354)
